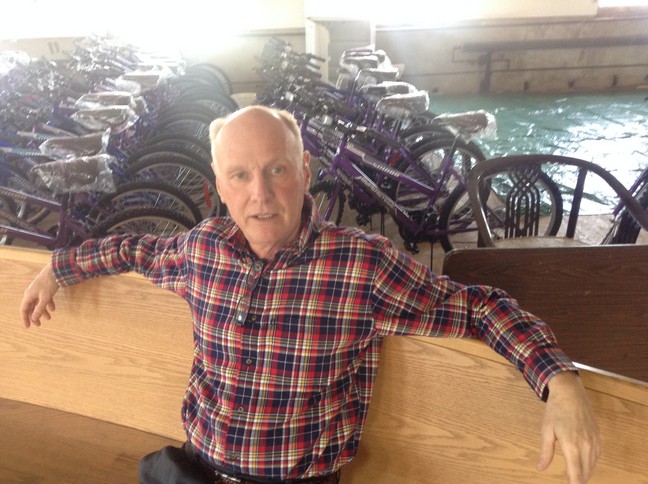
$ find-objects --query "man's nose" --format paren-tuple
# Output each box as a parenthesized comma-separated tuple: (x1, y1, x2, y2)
(250, 173, 273, 201)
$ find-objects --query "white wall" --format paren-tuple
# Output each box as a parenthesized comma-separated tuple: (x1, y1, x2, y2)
(3, 1, 648, 95)
(305, 0, 598, 24)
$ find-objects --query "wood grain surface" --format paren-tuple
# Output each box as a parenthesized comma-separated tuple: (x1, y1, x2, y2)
(443, 245, 648, 382)
(2, 246, 648, 482)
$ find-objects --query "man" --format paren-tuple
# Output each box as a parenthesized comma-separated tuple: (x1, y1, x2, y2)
(21, 106, 599, 484)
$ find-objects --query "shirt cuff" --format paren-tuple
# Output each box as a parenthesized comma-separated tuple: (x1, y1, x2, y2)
(524, 347, 579, 401)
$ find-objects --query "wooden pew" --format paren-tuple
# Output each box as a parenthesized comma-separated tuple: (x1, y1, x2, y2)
(2, 246, 647, 482)
(442, 245, 648, 383)
(0, 247, 188, 483)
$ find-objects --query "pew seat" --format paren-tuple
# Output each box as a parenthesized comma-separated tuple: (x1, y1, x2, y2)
(1, 246, 647, 483)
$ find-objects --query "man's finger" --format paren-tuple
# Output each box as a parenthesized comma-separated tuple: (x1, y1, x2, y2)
(536, 428, 556, 471)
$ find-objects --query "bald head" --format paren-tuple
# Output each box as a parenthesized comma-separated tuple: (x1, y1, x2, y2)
(209, 106, 304, 173)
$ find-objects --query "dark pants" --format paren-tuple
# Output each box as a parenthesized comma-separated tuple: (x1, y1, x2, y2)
(138, 443, 341, 484)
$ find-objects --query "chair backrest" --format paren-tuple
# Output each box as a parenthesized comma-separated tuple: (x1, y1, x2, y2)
(467, 154, 648, 247)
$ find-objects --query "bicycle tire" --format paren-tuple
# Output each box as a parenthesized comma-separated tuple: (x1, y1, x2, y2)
(392, 138, 483, 213)
(155, 111, 214, 127)
(158, 102, 228, 122)
(89, 180, 203, 226)
(609, 180, 648, 244)
(185, 63, 233, 95)
(1, 162, 54, 224)
(140, 133, 211, 165)
(412, 137, 486, 178)
(438, 171, 563, 252)
(0, 193, 15, 245)
(310, 180, 345, 225)
(92, 207, 194, 238)
(151, 119, 210, 145)
(174, 88, 238, 112)
(394, 137, 486, 212)
(398, 125, 453, 148)
(124, 152, 224, 218)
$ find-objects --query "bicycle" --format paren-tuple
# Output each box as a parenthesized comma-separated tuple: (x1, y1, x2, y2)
(1, 130, 203, 227)
(0, 155, 194, 249)
(309, 107, 495, 258)
(602, 165, 648, 244)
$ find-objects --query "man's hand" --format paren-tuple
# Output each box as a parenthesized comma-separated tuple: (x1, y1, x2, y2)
(537, 371, 600, 483)
(20, 263, 60, 328)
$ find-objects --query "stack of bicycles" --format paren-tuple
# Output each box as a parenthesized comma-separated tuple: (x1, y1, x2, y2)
(0, 36, 236, 249)
(257, 39, 648, 251)
(257, 38, 497, 255)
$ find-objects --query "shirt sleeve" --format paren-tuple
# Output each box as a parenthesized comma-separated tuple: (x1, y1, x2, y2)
(370, 240, 577, 400)
(51, 233, 188, 297)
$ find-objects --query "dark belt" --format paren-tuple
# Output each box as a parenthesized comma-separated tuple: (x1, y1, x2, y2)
(182, 442, 341, 484)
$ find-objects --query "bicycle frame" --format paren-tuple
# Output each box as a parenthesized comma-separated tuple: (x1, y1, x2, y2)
(0, 186, 91, 248)
(315, 132, 467, 243)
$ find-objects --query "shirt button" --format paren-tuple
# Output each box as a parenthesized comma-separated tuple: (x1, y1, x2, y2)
(250, 314, 258, 322)
(237, 405, 245, 413)
(245, 358, 253, 365)
(229, 453, 240, 461)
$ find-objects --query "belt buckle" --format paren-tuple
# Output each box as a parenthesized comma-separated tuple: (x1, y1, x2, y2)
(215, 470, 242, 483)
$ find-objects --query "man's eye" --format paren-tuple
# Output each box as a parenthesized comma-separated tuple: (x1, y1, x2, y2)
(271, 166, 285, 175)
(233, 172, 247, 180)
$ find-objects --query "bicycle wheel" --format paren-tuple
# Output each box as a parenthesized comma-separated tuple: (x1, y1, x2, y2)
(140, 133, 211, 165)
(393, 138, 482, 214)
(174, 88, 238, 113)
(608, 180, 648, 244)
(92, 207, 194, 238)
(2, 159, 56, 224)
(158, 101, 228, 123)
(0, 192, 16, 245)
(412, 137, 486, 198)
(310, 180, 345, 225)
(151, 119, 210, 145)
(89, 180, 203, 227)
(439, 172, 563, 252)
(398, 125, 453, 148)
(124, 151, 223, 218)
(185, 63, 233, 95)
(155, 110, 214, 127)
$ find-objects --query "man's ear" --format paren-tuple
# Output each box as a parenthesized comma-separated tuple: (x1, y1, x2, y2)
(303, 151, 312, 186)
(212, 163, 223, 199)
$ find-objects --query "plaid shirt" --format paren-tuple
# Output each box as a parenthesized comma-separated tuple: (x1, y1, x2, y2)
(53, 195, 575, 480)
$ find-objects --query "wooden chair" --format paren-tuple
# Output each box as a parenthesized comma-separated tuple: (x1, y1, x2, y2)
(466, 154, 648, 248)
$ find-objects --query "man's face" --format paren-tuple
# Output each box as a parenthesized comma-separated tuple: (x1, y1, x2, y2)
(213, 110, 311, 260)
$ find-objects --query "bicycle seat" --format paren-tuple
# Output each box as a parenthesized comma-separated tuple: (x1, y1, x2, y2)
(118, 69, 169, 89)
(360, 81, 416, 97)
(340, 55, 379, 70)
(375, 91, 430, 119)
(434, 110, 497, 140)
(354, 68, 400, 88)
(39, 130, 109, 158)
(75, 91, 135, 108)
(30, 154, 117, 194)
(71, 106, 138, 133)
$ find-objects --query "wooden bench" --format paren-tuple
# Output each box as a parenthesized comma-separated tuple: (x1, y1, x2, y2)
(2, 246, 648, 482)
(442, 244, 648, 383)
